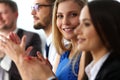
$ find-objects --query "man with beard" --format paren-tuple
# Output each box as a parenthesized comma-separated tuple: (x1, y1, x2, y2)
(31, 0, 57, 69)
(0, 0, 42, 80)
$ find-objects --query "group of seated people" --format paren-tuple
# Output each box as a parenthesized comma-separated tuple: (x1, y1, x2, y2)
(0, 0, 120, 80)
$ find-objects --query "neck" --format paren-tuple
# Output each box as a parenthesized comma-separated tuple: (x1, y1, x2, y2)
(69, 39, 78, 59)
(44, 25, 52, 37)
(91, 47, 108, 64)
(0, 27, 16, 36)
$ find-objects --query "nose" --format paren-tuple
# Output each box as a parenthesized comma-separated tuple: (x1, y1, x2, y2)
(74, 23, 82, 35)
(62, 17, 70, 25)
(31, 9, 36, 15)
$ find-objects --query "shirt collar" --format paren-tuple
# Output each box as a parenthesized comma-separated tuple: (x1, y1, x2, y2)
(85, 52, 110, 80)
(46, 33, 52, 46)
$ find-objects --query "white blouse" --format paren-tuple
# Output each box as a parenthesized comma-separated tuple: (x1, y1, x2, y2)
(85, 52, 110, 80)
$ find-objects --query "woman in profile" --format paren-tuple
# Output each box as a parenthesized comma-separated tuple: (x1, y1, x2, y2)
(75, 0, 120, 80)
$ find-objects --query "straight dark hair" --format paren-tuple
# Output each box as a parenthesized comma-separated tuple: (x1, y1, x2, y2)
(88, 0, 120, 53)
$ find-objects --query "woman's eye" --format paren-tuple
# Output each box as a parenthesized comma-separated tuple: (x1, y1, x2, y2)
(57, 15, 63, 19)
(84, 22, 91, 27)
(71, 13, 78, 17)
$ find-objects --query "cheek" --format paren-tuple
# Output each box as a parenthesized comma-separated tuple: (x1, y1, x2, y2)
(87, 30, 98, 43)
(56, 19, 61, 29)
(5, 16, 13, 23)
(71, 18, 79, 27)
(87, 31, 101, 49)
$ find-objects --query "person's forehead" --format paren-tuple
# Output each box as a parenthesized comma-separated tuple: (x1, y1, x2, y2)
(0, 3, 11, 10)
(34, 0, 49, 4)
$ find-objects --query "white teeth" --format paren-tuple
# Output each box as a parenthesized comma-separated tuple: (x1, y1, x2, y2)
(64, 28, 72, 32)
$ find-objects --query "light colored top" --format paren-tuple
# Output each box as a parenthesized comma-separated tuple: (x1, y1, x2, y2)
(43, 34, 57, 69)
(85, 52, 110, 80)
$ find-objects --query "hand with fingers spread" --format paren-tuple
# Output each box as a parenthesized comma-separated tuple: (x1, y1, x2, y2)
(0, 34, 26, 63)
(0, 33, 56, 80)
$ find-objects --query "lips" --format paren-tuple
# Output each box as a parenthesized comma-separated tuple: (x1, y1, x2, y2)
(77, 37, 86, 44)
(63, 27, 75, 33)
(33, 16, 39, 21)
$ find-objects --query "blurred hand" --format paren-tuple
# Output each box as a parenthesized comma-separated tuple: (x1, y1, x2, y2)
(18, 55, 54, 80)
(37, 52, 53, 70)
(0, 34, 26, 63)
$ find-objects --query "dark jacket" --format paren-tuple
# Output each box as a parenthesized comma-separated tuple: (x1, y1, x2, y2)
(84, 51, 120, 80)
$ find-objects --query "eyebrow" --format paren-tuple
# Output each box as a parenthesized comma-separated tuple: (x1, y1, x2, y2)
(82, 18, 91, 22)
(57, 10, 79, 13)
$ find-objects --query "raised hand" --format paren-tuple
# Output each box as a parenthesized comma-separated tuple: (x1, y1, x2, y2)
(0, 34, 26, 63)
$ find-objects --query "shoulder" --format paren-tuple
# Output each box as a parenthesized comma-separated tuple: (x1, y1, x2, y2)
(59, 51, 70, 62)
(96, 54, 120, 80)
(18, 28, 39, 35)
(18, 28, 40, 39)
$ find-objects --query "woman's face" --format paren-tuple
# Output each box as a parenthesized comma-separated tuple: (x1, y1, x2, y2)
(56, 0, 81, 40)
(75, 6, 105, 52)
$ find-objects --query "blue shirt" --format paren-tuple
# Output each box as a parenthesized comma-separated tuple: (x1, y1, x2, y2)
(55, 51, 81, 80)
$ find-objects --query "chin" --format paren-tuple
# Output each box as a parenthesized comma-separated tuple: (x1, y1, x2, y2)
(77, 45, 85, 51)
(64, 36, 73, 40)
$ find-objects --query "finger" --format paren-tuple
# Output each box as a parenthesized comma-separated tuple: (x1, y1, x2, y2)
(0, 34, 7, 42)
(25, 46, 33, 55)
(9, 32, 17, 44)
(37, 52, 45, 61)
(20, 35, 26, 50)
(13, 32, 21, 44)
(46, 58, 52, 69)
(9, 32, 20, 44)
(0, 39, 6, 50)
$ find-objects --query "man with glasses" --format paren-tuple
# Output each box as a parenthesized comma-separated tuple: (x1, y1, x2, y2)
(31, 0, 56, 69)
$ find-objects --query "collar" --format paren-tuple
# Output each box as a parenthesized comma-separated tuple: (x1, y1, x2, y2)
(46, 34, 52, 46)
(85, 52, 110, 80)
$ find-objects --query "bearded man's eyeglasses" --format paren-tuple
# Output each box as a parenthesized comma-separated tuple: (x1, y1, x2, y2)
(31, 3, 53, 11)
